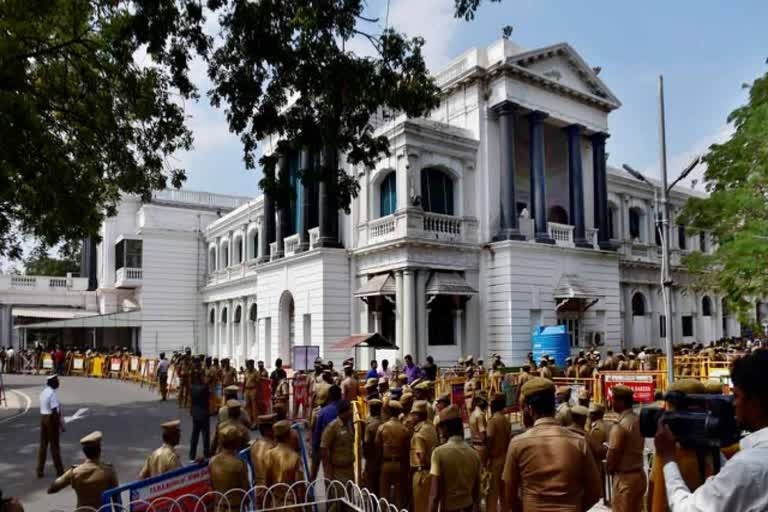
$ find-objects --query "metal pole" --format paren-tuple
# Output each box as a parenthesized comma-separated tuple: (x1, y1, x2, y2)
(658, 75, 675, 384)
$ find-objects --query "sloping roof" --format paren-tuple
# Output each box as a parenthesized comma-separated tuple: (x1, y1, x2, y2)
(12, 307, 96, 320)
(18, 310, 142, 329)
(426, 272, 477, 296)
(553, 274, 599, 300)
(333, 333, 398, 350)
(354, 273, 396, 297)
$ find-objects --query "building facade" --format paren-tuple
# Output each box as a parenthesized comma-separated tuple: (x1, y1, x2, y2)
(3, 38, 738, 366)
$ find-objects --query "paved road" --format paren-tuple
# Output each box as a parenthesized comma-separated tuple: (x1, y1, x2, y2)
(0, 374, 214, 511)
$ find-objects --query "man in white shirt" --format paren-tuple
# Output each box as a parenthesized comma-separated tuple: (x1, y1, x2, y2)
(655, 349, 768, 512)
(37, 375, 65, 477)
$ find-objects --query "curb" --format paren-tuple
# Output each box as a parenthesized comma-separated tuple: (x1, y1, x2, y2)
(0, 389, 30, 423)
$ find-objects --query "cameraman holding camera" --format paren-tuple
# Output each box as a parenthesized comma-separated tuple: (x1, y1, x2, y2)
(655, 349, 768, 511)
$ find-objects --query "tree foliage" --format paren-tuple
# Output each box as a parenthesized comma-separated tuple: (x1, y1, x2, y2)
(679, 68, 768, 321)
(454, 0, 504, 20)
(24, 243, 82, 276)
(0, 0, 202, 259)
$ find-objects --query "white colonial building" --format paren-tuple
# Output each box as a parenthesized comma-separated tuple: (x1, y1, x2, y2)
(2, 38, 744, 366)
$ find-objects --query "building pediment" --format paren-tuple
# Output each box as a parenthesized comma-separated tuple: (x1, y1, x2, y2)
(502, 43, 621, 111)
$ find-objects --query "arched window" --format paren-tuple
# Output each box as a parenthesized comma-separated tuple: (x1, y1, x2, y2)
(702, 296, 712, 317)
(221, 307, 228, 323)
(608, 203, 617, 239)
(209, 309, 215, 324)
(548, 205, 568, 224)
(250, 231, 258, 259)
(208, 247, 217, 272)
(631, 292, 646, 316)
(629, 208, 642, 240)
(421, 168, 454, 215)
(678, 225, 687, 250)
(249, 304, 257, 322)
(379, 171, 397, 217)
(234, 305, 242, 323)
(221, 241, 230, 268)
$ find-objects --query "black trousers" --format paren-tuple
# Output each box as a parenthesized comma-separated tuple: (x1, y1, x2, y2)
(189, 417, 210, 460)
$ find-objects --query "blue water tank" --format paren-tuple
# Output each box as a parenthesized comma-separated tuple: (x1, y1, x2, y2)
(532, 324, 571, 368)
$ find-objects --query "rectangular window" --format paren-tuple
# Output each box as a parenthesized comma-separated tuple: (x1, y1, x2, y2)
(678, 226, 687, 250)
(303, 314, 311, 346)
(115, 239, 142, 270)
(682, 316, 694, 337)
(660, 315, 666, 338)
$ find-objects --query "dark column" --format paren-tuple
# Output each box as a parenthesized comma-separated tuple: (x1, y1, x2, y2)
(273, 154, 288, 259)
(492, 101, 525, 241)
(591, 132, 613, 250)
(565, 124, 591, 248)
(528, 111, 554, 244)
(316, 146, 341, 248)
(297, 149, 312, 252)
(258, 193, 275, 264)
(82, 237, 98, 290)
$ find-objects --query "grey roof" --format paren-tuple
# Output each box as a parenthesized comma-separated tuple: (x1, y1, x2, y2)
(354, 273, 396, 297)
(553, 274, 599, 300)
(426, 272, 477, 296)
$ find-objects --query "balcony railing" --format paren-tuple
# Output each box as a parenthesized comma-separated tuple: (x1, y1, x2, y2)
(284, 234, 300, 256)
(363, 209, 478, 246)
(548, 222, 575, 245)
(0, 274, 88, 291)
(586, 227, 599, 248)
(309, 227, 320, 249)
(115, 267, 143, 288)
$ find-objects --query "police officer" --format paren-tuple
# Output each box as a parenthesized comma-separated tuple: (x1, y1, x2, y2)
(249, 413, 277, 486)
(177, 348, 192, 408)
(321, 399, 356, 484)
(502, 378, 601, 511)
(469, 391, 488, 465)
(47, 431, 119, 510)
(486, 392, 511, 512)
(218, 385, 251, 430)
(37, 375, 64, 478)
(139, 420, 182, 479)
(264, 420, 304, 504)
(428, 405, 481, 512)
(209, 424, 250, 511)
(363, 398, 383, 494)
(606, 385, 645, 512)
(157, 352, 170, 401)
(243, 360, 260, 429)
(376, 400, 411, 508)
(410, 400, 438, 512)
(212, 400, 250, 454)
(568, 405, 602, 466)
(555, 386, 573, 426)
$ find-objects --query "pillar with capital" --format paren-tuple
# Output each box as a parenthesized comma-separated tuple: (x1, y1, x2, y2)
(297, 148, 312, 252)
(453, 308, 464, 355)
(395, 271, 404, 358)
(528, 111, 555, 244)
(565, 124, 590, 248)
(259, 195, 275, 263)
(493, 101, 525, 241)
(403, 269, 416, 359)
(591, 132, 612, 250)
(317, 147, 341, 247)
(273, 154, 288, 259)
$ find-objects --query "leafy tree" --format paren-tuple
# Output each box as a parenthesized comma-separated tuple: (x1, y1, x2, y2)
(454, 0, 503, 20)
(679, 69, 768, 322)
(24, 243, 82, 276)
(0, 0, 202, 259)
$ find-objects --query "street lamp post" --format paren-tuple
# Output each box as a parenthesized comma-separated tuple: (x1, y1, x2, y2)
(623, 76, 701, 385)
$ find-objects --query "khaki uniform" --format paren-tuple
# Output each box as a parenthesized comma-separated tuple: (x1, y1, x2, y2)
(502, 417, 601, 512)
(177, 358, 191, 408)
(321, 418, 356, 483)
(49, 459, 119, 510)
(363, 414, 383, 494)
(221, 367, 238, 387)
(310, 382, 331, 430)
(249, 438, 276, 486)
(410, 420, 439, 512)
(217, 405, 252, 431)
(589, 418, 614, 459)
(212, 419, 250, 454)
(37, 413, 64, 477)
(556, 403, 574, 427)
(607, 409, 646, 512)
(264, 443, 304, 505)
(341, 376, 359, 401)
(486, 411, 512, 512)
(243, 369, 260, 428)
(376, 417, 411, 508)
(469, 407, 488, 464)
(538, 366, 553, 379)
(209, 452, 250, 511)
(430, 435, 481, 512)
(139, 444, 181, 479)
(567, 425, 603, 467)
(463, 379, 476, 417)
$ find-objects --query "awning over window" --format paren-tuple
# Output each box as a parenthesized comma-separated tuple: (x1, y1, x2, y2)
(554, 274, 600, 312)
(332, 333, 398, 350)
(17, 310, 143, 329)
(12, 307, 97, 320)
(426, 272, 477, 296)
(354, 273, 396, 297)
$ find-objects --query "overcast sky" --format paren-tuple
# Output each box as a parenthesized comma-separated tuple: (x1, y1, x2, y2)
(173, 0, 767, 198)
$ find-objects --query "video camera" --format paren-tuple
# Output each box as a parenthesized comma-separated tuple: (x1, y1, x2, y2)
(639, 391, 741, 449)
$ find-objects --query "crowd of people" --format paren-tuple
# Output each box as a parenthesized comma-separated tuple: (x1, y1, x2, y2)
(8, 336, 768, 512)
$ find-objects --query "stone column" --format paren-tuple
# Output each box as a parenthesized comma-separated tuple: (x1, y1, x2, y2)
(372, 310, 383, 334)
(240, 301, 246, 364)
(403, 269, 416, 359)
(317, 147, 341, 247)
(297, 148, 312, 252)
(228, 300, 235, 358)
(565, 124, 590, 248)
(622, 286, 633, 347)
(416, 271, 428, 361)
(620, 194, 630, 243)
(227, 231, 233, 267)
(259, 194, 275, 264)
(242, 224, 249, 263)
(528, 111, 554, 244)
(493, 101, 525, 241)
(591, 132, 612, 250)
(274, 155, 288, 259)
(214, 304, 220, 357)
(395, 270, 404, 358)
(453, 309, 464, 356)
